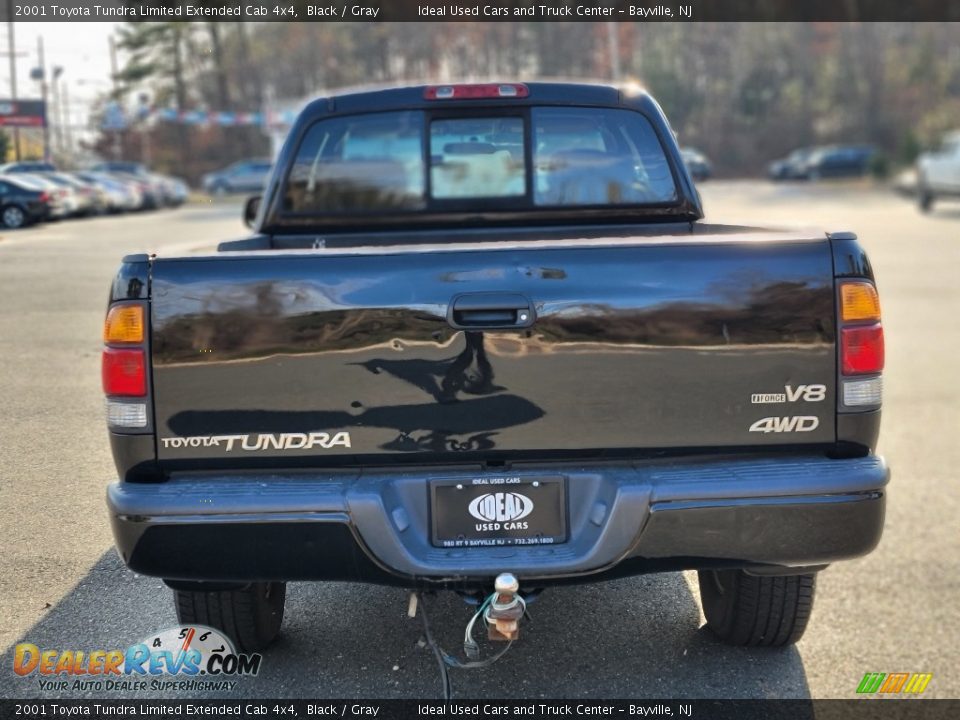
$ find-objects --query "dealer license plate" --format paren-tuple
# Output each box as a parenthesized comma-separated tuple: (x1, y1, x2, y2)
(430, 476, 567, 548)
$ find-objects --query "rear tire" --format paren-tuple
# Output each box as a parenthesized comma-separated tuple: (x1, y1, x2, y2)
(174, 582, 286, 653)
(918, 189, 935, 213)
(697, 569, 816, 646)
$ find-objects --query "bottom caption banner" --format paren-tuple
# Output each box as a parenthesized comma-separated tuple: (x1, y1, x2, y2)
(1, 701, 958, 720)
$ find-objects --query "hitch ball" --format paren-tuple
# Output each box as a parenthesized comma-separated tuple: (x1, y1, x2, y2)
(495, 573, 519, 595)
(488, 573, 524, 641)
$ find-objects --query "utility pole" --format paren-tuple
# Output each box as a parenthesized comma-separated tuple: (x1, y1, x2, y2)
(36, 36, 52, 161)
(7, 2, 20, 160)
(606, 22, 621, 81)
(62, 82, 72, 165)
(137, 93, 152, 166)
(108, 33, 121, 160)
(108, 33, 119, 88)
(50, 67, 62, 157)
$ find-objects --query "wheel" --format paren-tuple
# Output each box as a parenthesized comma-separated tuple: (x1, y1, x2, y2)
(174, 582, 286, 653)
(1, 204, 27, 229)
(918, 189, 934, 213)
(697, 569, 816, 646)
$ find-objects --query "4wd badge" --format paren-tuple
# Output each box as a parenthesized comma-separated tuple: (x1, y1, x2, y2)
(749, 416, 820, 433)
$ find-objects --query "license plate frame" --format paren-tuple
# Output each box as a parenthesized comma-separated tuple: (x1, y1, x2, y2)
(429, 476, 567, 548)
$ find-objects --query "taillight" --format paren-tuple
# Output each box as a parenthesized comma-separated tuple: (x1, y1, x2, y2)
(424, 83, 529, 100)
(38, 191, 49, 202)
(841, 325, 885, 375)
(102, 348, 146, 396)
(103, 302, 149, 427)
(839, 280, 884, 408)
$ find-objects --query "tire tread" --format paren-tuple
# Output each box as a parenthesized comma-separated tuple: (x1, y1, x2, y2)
(698, 570, 816, 647)
(174, 582, 285, 653)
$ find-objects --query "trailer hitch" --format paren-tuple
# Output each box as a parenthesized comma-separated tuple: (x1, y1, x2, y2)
(486, 573, 524, 641)
(412, 574, 528, 699)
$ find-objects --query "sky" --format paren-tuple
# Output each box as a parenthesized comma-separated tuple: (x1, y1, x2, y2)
(3, 22, 119, 154)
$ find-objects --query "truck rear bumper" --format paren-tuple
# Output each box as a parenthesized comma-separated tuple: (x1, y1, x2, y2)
(107, 454, 888, 587)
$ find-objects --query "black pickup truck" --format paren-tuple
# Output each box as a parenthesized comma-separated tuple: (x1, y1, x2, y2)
(104, 83, 887, 653)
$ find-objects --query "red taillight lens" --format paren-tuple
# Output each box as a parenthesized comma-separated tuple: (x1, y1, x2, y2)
(102, 348, 146, 396)
(38, 191, 49, 202)
(842, 324, 884, 375)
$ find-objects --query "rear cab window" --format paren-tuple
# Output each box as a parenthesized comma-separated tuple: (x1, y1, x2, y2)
(284, 111, 426, 213)
(532, 107, 676, 206)
(281, 105, 678, 217)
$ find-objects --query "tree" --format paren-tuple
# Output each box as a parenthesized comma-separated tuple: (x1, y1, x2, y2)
(98, 21, 960, 179)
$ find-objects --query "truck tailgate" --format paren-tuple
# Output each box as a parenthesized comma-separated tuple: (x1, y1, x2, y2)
(150, 232, 837, 465)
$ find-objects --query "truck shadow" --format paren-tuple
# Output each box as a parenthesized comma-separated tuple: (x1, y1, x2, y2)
(0, 551, 811, 701)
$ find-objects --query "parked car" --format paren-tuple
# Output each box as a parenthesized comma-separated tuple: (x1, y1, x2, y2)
(104, 171, 163, 210)
(11, 174, 71, 219)
(768, 147, 815, 180)
(40, 173, 97, 216)
(202, 158, 273, 195)
(916, 130, 960, 212)
(801, 145, 876, 180)
(47, 173, 107, 215)
(680, 147, 712, 181)
(90, 162, 163, 208)
(0, 175, 55, 228)
(108, 175, 147, 211)
(105, 83, 888, 655)
(90, 161, 149, 177)
(10, 172, 81, 220)
(72, 172, 141, 213)
(156, 174, 189, 207)
(86, 161, 188, 209)
(0, 161, 58, 174)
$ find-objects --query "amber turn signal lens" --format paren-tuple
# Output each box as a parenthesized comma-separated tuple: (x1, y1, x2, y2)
(840, 282, 881, 323)
(103, 305, 144, 344)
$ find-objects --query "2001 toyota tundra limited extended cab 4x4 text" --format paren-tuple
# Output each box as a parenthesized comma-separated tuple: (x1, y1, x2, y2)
(105, 83, 888, 655)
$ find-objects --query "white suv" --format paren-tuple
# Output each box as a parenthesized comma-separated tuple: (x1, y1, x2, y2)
(917, 130, 960, 211)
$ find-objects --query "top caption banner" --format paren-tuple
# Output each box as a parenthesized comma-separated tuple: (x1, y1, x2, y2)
(4, 0, 960, 21)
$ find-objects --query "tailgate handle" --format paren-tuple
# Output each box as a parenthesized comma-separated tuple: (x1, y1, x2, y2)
(448, 293, 536, 330)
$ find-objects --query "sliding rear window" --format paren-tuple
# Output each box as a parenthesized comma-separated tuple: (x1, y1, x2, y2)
(282, 107, 677, 215)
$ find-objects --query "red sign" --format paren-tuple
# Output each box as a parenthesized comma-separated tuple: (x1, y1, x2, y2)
(0, 100, 46, 128)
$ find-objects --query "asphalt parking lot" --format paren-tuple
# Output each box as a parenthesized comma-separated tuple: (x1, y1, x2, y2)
(0, 183, 957, 700)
